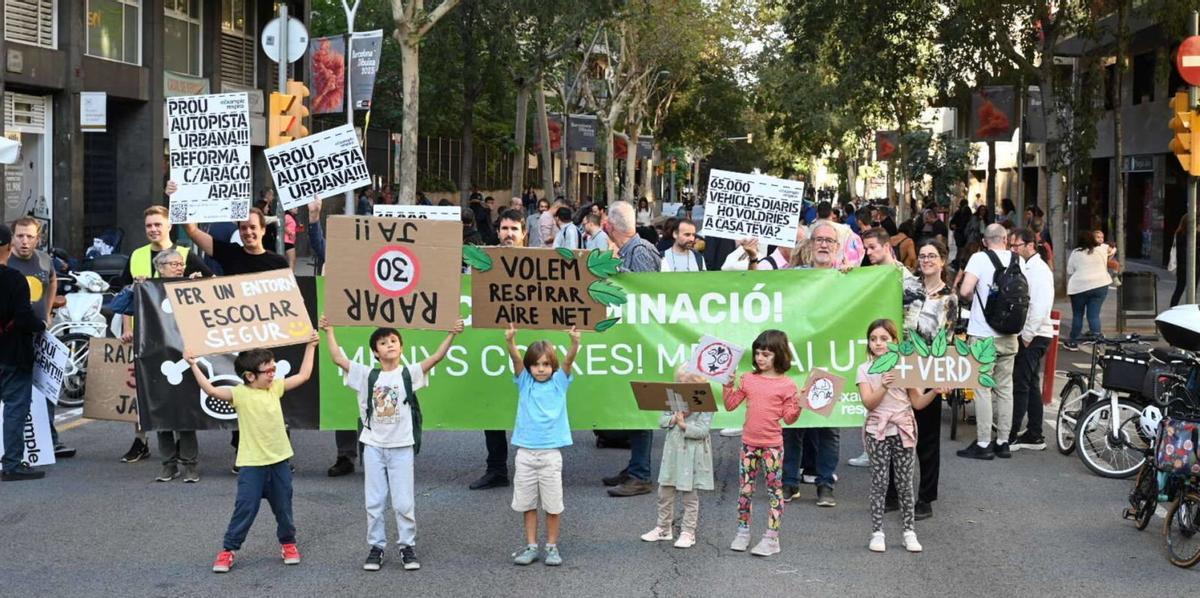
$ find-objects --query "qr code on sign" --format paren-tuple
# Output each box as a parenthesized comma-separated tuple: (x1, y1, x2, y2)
(229, 201, 249, 220)
(169, 203, 188, 224)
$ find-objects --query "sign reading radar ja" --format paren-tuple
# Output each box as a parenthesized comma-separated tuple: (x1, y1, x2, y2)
(164, 269, 312, 357)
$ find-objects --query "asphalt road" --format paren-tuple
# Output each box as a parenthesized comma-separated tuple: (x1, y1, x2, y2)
(3, 397, 1198, 598)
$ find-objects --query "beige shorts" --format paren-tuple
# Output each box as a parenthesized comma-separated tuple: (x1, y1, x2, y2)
(511, 448, 564, 514)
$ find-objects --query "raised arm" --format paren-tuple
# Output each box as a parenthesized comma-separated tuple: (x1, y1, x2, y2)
(722, 373, 747, 411)
(505, 324, 524, 376)
(560, 326, 581, 373)
(283, 331, 321, 392)
(318, 315, 351, 372)
(782, 388, 802, 424)
(185, 350, 233, 403)
(420, 319, 465, 374)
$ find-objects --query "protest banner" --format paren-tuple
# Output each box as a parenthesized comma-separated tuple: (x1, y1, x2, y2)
(135, 279, 322, 431)
(466, 247, 625, 332)
(324, 216, 462, 329)
(870, 329, 991, 390)
(349, 30, 384, 110)
(164, 269, 312, 357)
(264, 124, 370, 211)
(0, 394, 54, 467)
(803, 368, 845, 417)
(309, 36, 346, 114)
(318, 267, 903, 430)
(33, 332, 68, 405)
(373, 204, 460, 220)
(701, 169, 805, 248)
(82, 338, 139, 423)
(686, 335, 744, 385)
(631, 382, 717, 413)
(166, 92, 252, 223)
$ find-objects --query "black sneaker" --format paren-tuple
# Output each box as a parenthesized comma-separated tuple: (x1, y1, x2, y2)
(914, 501, 933, 520)
(782, 484, 800, 502)
(55, 443, 77, 459)
(1, 466, 46, 481)
(816, 485, 837, 507)
(363, 546, 384, 571)
(1011, 432, 1046, 452)
(327, 456, 354, 477)
(601, 469, 630, 487)
(956, 442, 995, 460)
(1061, 341, 1080, 352)
(992, 442, 1012, 459)
(120, 438, 147, 463)
(400, 545, 420, 570)
(469, 471, 509, 490)
(884, 496, 900, 512)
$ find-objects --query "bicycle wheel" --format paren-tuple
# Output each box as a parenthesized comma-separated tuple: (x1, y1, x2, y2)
(1164, 490, 1200, 568)
(1125, 462, 1157, 530)
(56, 333, 92, 409)
(1075, 398, 1148, 479)
(1056, 380, 1086, 455)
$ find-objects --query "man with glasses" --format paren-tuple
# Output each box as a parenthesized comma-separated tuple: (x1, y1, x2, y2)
(1007, 229, 1053, 452)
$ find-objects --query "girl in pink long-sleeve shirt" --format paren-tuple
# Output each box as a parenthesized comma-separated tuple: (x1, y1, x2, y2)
(722, 329, 803, 558)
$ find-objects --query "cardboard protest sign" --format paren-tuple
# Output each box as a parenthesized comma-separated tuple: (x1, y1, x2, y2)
(264, 124, 370, 211)
(373, 204, 460, 221)
(164, 269, 313, 357)
(872, 329, 991, 390)
(466, 247, 627, 332)
(82, 338, 139, 423)
(687, 335, 744, 385)
(166, 92, 252, 223)
(630, 382, 717, 413)
(33, 332, 68, 405)
(0, 393, 54, 467)
(702, 169, 805, 248)
(324, 216, 462, 329)
(803, 368, 845, 417)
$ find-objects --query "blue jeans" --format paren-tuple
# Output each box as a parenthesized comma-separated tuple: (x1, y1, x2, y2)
(1069, 285, 1108, 343)
(782, 427, 840, 488)
(627, 430, 653, 482)
(0, 366, 34, 473)
(222, 460, 296, 550)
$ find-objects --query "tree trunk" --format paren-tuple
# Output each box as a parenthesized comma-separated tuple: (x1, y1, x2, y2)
(398, 39, 420, 204)
(622, 121, 641, 203)
(535, 81, 554, 197)
(597, 118, 616, 204)
(1040, 64, 1068, 292)
(510, 84, 531, 203)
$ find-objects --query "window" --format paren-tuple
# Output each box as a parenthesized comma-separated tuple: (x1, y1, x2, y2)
(86, 0, 141, 65)
(4, 0, 57, 49)
(220, 0, 255, 87)
(1132, 52, 1155, 105)
(164, 0, 202, 76)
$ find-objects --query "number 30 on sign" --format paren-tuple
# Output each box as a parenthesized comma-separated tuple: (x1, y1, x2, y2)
(370, 245, 421, 297)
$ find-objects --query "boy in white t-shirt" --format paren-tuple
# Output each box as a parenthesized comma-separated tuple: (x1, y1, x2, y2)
(320, 315, 464, 572)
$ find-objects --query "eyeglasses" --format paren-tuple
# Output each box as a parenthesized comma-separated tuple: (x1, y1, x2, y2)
(812, 236, 838, 246)
(256, 366, 276, 375)
(917, 254, 940, 261)
(163, 261, 185, 268)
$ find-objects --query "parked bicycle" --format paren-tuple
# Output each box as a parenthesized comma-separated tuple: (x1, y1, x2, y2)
(1069, 335, 1157, 479)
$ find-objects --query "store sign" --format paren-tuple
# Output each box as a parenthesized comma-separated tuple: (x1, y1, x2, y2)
(1124, 155, 1154, 173)
(80, 92, 107, 133)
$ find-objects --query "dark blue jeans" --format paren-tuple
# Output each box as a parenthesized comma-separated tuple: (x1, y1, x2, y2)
(1011, 337, 1050, 439)
(627, 430, 653, 481)
(0, 366, 33, 473)
(223, 460, 296, 551)
(782, 427, 840, 488)
(1069, 285, 1108, 343)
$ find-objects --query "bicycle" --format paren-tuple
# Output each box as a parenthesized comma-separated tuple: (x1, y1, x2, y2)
(945, 309, 973, 441)
(1073, 334, 1157, 479)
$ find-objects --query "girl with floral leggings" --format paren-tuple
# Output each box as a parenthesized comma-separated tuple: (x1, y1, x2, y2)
(722, 330, 803, 557)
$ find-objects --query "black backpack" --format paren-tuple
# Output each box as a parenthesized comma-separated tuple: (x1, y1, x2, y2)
(365, 367, 423, 455)
(974, 250, 1029, 335)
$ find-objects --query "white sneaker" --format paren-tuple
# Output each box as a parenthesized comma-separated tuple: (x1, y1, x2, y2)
(903, 530, 923, 553)
(730, 529, 751, 551)
(674, 531, 696, 548)
(801, 474, 817, 484)
(718, 428, 743, 437)
(848, 451, 870, 467)
(869, 531, 886, 552)
(640, 527, 673, 542)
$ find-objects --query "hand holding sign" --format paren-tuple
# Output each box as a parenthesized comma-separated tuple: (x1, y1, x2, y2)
(687, 335, 744, 385)
(802, 368, 844, 418)
(871, 328, 993, 390)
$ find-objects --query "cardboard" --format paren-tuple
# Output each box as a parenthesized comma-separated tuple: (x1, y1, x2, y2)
(264, 124, 371, 211)
(33, 332, 69, 404)
(878, 331, 988, 390)
(469, 247, 610, 330)
(0, 392, 54, 467)
(324, 216, 463, 329)
(630, 381, 717, 413)
(164, 269, 312, 357)
(702, 169, 805, 248)
(373, 204, 460, 220)
(686, 335, 744, 385)
(166, 92, 252, 223)
(888, 353, 983, 389)
(82, 338, 140, 423)
(803, 368, 844, 417)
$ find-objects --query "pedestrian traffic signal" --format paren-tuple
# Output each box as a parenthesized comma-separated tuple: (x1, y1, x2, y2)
(268, 91, 298, 148)
(284, 80, 310, 140)
(1169, 91, 1200, 176)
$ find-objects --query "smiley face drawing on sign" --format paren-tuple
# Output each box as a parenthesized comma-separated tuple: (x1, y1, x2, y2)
(370, 245, 422, 297)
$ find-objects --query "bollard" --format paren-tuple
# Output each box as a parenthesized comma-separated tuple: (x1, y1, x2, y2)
(1042, 310, 1060, 405)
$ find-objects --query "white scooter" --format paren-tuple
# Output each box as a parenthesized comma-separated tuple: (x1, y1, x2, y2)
(50, 271, 120, 408)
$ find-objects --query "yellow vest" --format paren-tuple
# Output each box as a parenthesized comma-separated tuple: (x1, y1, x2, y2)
(130, 244, 189, 278)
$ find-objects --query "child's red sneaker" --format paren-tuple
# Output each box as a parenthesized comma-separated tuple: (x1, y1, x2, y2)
(281, 543, 301, 565)
(212, 550, 235, 573)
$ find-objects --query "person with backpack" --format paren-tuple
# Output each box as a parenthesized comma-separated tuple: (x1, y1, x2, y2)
(659, 219, 705, 272)
(319, 315, 466, 571)
(956, 223, 1029, 461)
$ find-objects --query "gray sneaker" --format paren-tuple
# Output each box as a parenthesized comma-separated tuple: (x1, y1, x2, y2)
(544, 545, 562, 566)
(155, 464, 179, 482)
(730, 529, 751, 552)
(750, 536, 781, 557)
(512, 545, 539, 566)
(816, 485, 837, 507)
(181, 464, 200, 483)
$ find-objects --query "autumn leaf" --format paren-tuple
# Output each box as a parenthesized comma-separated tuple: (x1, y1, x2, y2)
(463, 245, 493, 272)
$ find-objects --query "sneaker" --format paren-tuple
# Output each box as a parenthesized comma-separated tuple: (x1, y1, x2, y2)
(782, 484, 800, 502)
(601, 469, 630, 487)
(869, 531, 886, 552)
(543, 545, 562, 567)
(801, 474, 818, 484)
(674, 531, 696, 549)
(1011, 432, 1046, 452)
(120, 438, 148, 463)
(363, 546, 384, 571)
(914, 501, 933, 521)
(992, 441, 1012, 459)
(730, 529, 751, 552)
(608, 478, 653, 497)
(750, 536, 780, 557)
(512, 544, 539, 566)
(718, 428, 743, 437)
(902, 530, 923, 552)
(0, 466, 45, 481)
(399, 545, 420, 570)
(212, 550, 235, 573)
(181, 464, 200, 483)
(54, 444, 76, 459)
(640, 527, 673, 542)
(816, 485, 837, 507)
(469, 471, 509, 490)
(956, 442, 995, 460)
(155, 464, 180, 482)
(884, 496, 899, 513)
(1061, 341, 1080, 352)
(848, 451, 870, 467)
(327, 456, 354, 477)
(281, 543, 301, 565)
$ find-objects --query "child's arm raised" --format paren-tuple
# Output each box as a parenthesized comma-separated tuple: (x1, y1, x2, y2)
(560, 326, 581, 373)
(858, 372, 895, 411)
(185, 350, 233, 403)
(722, 373, 747, 411)
(420, 319, 465, 374)
(907, 386, 946, 411)
(782, 385, 802, 425)
(283, 331, 321, 392)
(319, 315, 351, 372)
(505, 324, 524, 376)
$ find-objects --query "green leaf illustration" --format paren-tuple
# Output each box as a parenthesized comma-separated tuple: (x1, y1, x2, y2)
(586, 249, 623, 279)
(931, 328, 948, 358)
(954, 338, 970, 357)
(900, 340, 915, 356)
(911, 332, 930, 358)
(971, 337, 997, 364)
(556, 247, 577, 261)
(868, 351, 900, 374)
(463, 245, 493, 272)
(594, 317, 621, 332)
(886, 342, 901, 353)
(979, 362, 994, 373)
(979, 373, 996, 388)
(587, 280, 628, 306)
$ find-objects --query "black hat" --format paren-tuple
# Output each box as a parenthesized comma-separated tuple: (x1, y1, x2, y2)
(0, 223, 11, 246)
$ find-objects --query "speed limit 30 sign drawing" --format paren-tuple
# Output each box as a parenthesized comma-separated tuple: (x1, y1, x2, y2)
(370, 245, 422, 297)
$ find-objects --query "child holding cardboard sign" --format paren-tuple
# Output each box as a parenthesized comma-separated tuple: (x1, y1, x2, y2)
(185, 330, 319, 574)
(319, 315, 465, 572)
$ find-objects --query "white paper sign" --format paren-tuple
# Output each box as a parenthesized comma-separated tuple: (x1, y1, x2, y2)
(702, 169, 805, 248)
(166, 92, 252, 223)
(81, 92, 107, 132)
(33, 332, 69, 404)
(264, 124, 371, 211)
(0, 390, 55, 467)
(687, 335, 745, 385)
(373, 204, 460, 220)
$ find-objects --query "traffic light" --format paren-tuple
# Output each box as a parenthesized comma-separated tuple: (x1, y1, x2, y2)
(284, 80, 310, 139)
(1169, 91, 1200, 175)
(267, 80, 310, 148)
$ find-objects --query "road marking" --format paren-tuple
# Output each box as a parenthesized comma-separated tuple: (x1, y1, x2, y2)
(59, 418, 93, 432)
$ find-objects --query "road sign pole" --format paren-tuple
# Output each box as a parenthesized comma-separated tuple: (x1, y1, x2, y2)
(275, 4, 289, 256)
(343, 1, 360, 214)
(1190, 11, 1198, 304)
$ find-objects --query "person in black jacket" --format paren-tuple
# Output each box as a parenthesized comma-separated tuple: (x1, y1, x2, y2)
(0, 224, 49, 481)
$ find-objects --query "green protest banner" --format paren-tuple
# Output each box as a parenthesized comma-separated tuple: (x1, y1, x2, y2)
(317, 267, 902, 430)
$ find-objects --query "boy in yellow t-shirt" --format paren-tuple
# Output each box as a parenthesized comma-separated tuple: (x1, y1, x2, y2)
(185, 331, 319, 574)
